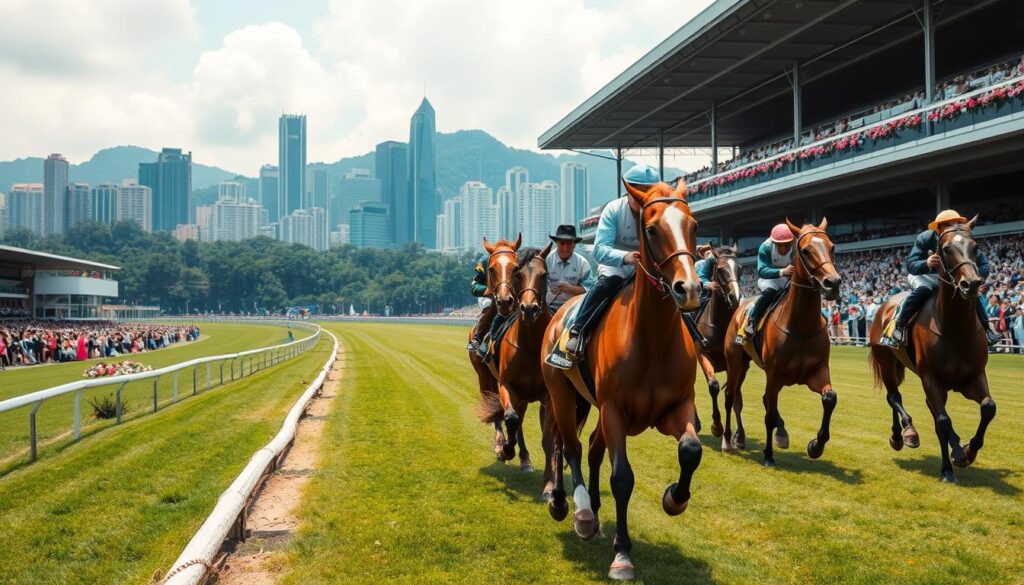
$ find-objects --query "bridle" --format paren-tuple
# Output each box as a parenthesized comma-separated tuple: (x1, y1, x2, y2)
(790, 229, 836, 293)
(487, 249, 518, 300)
(713, 251, 741, 307)
(516, 255, 548, 309)
(936, 226, 979, 296)
(636, 197, 699, 293)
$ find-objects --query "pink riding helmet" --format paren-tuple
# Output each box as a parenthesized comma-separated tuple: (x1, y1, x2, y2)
(770, 223, 794, 243)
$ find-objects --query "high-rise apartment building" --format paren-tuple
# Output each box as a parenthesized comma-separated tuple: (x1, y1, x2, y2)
(91, 183, 117, 225)
(209, 191, 260, 242)
(138, 147, 191, 232)
(278, 114, 307, 217)
(310, 206, 329, 252)
(65, 183, 92, 229)
(43, 153, 69, 236)
(279, 209, 315, 248)
(7, 184, 44, 235)
(350, 202, 391, 249)
(306, 166, 330, 211)
(258, 164, 280, 223)
(438, 197, 462, 251)
(218, 180, 246, 200)
(517, 181, 559, 248)
(497, 186, 516, 240)
(375, 140, 408, 244)
(407, 98, 438, 248)
(333, 169, 381, 229)
(459, 181, 499, 253)
(115, 179, 153, 232)
(560, 162, 590, 227)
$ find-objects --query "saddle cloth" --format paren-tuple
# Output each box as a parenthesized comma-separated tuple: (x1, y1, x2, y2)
(545, 302, 584, 370)
(735, 287, 790, 368)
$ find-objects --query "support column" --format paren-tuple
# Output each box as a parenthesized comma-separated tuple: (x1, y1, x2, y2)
(933, 178, 951, 212)
(658, 131, 665, 178)
(923, 0, 936, 104)
(791, 64, 802, 146)
(710, 102, 719, 172)
(616, 147, 623, 198)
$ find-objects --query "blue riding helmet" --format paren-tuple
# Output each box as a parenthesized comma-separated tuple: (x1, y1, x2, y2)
(622, 163, 661, 186)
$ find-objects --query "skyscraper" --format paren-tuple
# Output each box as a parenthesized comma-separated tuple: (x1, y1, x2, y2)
(518, 181, 559, 248)
(209, 188, 260, 242)
(459, 181, 499, 253)
(258, 164, 280, 223)
(43, 153, 69, 236)
(306, 166, 330, 211)
(278, 114, 307, 217)
(407, 98, 438, 248)
(375, 140, 408, 244)
(91, 183, 117, 225)
(350, 202, 392, 249)
(65, 183, 92, 229)
(438, 197, 462, 251)
(7, 184, 44, 235)
(138, 147, 191, 232)
(502, 166, 529, 239)
(333, 169, 382, 229)
(560, 162, 591, 227)
(115, 180, 153, 232)
(279, 209, 315, 248)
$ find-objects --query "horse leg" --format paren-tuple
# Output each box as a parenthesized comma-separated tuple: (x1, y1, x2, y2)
(517, 401, 533, 472)
(540, 402, 557, 501)
(496, 382, 519, 462)
(723, 353, 749, 452)
(922, 380, 960, 482)
(874, 345, 919, 449)
(586, 426, 606, 535)
(774, 412, 789, 449)
(960, 375, 996, 466)
(699, 354, 723, 438)
(655, 401, 702, 516)
(601, 406, 635, 580)
(806, 367, 838, 460)
(545, 372, 582, 523)
(762, 381, 782, 467)
(734, 386, 746, 449)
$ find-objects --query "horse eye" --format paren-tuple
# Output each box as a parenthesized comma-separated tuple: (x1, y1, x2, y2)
(942, 245, 951, 254)
(645, 226, 656, 235)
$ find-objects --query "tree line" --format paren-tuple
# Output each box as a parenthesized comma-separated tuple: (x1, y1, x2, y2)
(1, 222, 480, 315)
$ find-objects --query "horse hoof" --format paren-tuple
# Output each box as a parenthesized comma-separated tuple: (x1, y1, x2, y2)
(734, 434, 746, 450)
(889, 435, 904, 452)
(499, 445, 516, 462)
(608, 553, 636, 580)
(940, 472, 957, 484)
(694, 418, 702, 434)
(548, 498, 568, 522)
(662, 484, 689, 516)
(763, 458, 777, 468)
(952, 453, 970, 469)
(720, 438, 733, 452)
(807, 439, 824, 460)
(710, 421, 723, 438)
(903, 427, 920, 449)
(573, 508, 597, 540)
(964, 444, 978, 465)
(520, 460, 535, 473)
(775, 432, 790, 450)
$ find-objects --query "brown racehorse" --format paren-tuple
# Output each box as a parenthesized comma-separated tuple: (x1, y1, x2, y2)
(869, 218, 996, 483)
(722, 220, 842, 467)
(477, 244, 560, 495)
(468, 235, 523, 462)
(541, 179, 702, 581)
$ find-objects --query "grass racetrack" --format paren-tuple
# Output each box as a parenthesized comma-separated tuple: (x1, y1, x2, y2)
(0, 321, 310, 467)
(279, 322, 1022, 584)
(0, 331, 331, 585)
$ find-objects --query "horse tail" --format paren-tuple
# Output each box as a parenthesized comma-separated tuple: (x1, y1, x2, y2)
(476, 391, 504, 424)
(868, 347, 905, 389)
(868, 350, 882, 389)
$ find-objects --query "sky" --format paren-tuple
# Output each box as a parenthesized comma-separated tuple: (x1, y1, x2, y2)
(0, 0, 716, 175)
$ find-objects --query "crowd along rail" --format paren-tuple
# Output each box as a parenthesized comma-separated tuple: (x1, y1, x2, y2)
(160, 328, 340, 585)
(0, 320, 322, 462)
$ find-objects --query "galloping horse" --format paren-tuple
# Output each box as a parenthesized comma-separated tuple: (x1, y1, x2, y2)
(477, 244, 559, 493)
(468, 235, 524, 463)
(722, 220, 842, 467)
(541, 179, 702, 580)
(869, 218, 996, 482)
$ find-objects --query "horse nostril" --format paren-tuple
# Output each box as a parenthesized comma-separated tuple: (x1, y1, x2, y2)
(673, 280, 687, 298)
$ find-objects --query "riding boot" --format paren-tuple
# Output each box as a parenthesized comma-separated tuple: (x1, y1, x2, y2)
(468, 302, 496, 352)
(479, 312, 509, 358)
(682, 312, 710, 349)
(565, 274, 624, 360)
(892, 286, 932, 345)
(744, 288, 780, 338)
(975, 297, 1002, 347)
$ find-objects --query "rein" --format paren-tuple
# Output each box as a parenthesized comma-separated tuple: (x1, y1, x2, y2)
(936, 227, 979, 295)
(636, 197, 698, 293)
(790, 229, 834, 292)
(488, 249, 518, 299)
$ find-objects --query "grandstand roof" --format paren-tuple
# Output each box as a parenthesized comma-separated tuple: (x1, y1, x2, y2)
(539, 0, 999, 150)
(0, 245, 120, 271)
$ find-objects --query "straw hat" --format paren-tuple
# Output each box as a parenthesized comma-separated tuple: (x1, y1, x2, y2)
(928, 209, 968, 232)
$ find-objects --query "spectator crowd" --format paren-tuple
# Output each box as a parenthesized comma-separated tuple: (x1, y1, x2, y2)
(0, 321, 201, 370)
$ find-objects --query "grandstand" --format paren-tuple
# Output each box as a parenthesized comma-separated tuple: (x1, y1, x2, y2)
(542, 0, 1024, 257)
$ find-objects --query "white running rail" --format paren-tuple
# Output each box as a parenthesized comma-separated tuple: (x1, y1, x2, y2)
(160, 328, 340, 585)
(0, 320, 321, 461)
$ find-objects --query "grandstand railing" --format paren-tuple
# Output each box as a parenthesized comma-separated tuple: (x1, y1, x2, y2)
(0, 320, 322, 463)
(687, 74, 1024, 201)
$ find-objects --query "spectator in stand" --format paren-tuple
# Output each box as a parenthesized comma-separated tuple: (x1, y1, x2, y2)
(0, 321, 200, 369)
(864, 297, 880, 337)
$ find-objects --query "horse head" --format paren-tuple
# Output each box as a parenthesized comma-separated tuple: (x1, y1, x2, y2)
(937, 215, 983, 299)
(624, 178, 701, 311)
(516, 243, 552, 325)
(786, 218, 841, 301)
(483, 233, 522, 316)
(712, 244, 743, 309)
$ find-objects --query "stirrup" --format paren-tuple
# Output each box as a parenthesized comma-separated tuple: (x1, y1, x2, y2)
(986, 330, 1002, 347)
(564, 332, 583, 361)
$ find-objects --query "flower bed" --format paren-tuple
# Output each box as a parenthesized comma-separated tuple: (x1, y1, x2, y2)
(83, 361, 154, 378)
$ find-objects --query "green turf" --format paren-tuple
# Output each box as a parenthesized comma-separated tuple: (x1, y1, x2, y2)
(0, 334, 331, 585)
(282, 322, 1023, 585)
(0, 322, 310, 469)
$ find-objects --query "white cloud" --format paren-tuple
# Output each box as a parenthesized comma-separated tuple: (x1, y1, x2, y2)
(0, 0, 716, 175)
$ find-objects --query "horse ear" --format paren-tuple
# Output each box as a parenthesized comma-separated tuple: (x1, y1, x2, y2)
(786, 218, 801, 236)
(483, 238, 495, 254)
(513, 233, 522, 250)
(673, 177, 688, 199)
(623, 180, 648, 205)
(818, 216, 829, 231)
(541, 242, 553, 259)
(697, 243, 713, 258)
(731, 242, 739, 253)
(967, 214, 979, 229)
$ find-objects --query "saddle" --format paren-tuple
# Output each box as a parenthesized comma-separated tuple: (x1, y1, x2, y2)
(735, 287, 790, 368)
(485, 312, 520, 366)
(879, 296, 918, 370)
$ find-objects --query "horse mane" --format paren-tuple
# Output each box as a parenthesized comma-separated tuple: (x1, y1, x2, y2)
(517, 247, 542, 265)
(714, 246, 737, 258)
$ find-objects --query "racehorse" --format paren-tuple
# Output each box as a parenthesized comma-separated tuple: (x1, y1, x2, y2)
(468, 235, 524, 463)
(696, 244, 788, 447)
(540, 179, 703, 580)
(722, 220, 842, 467)
(868, 218, 996, 483)
(477, 244, 560, 495)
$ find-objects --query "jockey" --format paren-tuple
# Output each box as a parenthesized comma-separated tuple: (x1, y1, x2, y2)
(694, 245, 716, 308)
(563, 164, 706, 362)
(467, 255, 505, 357)
(741, 223, 795, 340)
(546, 224, 595, 314)
(888, 209, 1000, 347)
